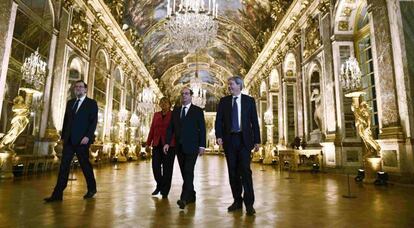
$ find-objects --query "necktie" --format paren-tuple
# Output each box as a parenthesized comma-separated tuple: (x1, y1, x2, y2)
(72, 99, 80, 113)
(231, 97, 240, 132)
(180, 106, 186, 120)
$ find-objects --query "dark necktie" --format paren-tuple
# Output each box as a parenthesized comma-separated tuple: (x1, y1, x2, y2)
(72, 99, 80, 113)
(180, 106, 186, 120)
(231, 97, 240, 132)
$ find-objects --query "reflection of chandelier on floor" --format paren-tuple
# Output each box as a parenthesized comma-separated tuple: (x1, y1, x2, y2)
(165, 0, 219, 53)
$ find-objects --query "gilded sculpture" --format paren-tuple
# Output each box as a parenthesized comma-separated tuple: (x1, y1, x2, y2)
(0, 96, 30, 153)
(303, 17, 322, 59)
(352, 100, 381, 158)
(105, 0, 124, 24)
(69, 10, 89, 53)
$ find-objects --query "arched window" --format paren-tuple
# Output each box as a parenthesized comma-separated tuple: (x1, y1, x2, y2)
(126, 80, 133, 111)
(112, 69, 123, 111)
(67, 57, 82, 100)
(94, 51, 108, 106)
(283, 53, 297, 144)
(1, 0, 53, 137)
(354, 2, 378, 138)
(260, 81, 267, 97)
(269, 69, 279, 89)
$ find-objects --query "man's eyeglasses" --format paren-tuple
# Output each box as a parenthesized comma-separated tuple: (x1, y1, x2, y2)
(181, 92, 191, 95)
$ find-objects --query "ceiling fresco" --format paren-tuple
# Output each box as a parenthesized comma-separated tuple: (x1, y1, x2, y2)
(124, 0, 292, 97)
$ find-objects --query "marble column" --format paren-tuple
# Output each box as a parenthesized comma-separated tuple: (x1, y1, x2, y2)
(319, 11, 337, 141)
(293, 45, 304, 138)
(263, 92, 275, 164)
(277, 64, 285, 146)
(39, 31, 58, 139)
(0, 1, 16, 119)
(48, 7, 72, 138)
(367, 0, 403, 139)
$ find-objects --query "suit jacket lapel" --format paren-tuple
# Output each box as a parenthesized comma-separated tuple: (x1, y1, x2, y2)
(226, 96, 232, 119)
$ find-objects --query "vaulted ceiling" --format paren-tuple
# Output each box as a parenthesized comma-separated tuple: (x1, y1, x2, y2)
(123, 0, 292, 107)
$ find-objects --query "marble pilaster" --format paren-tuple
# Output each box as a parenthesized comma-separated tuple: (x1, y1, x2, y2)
(48, 8, 72, 136)
(294, 44, 304, 138)
(367, 0, 403, 139)
(319, 11, 337, 140)
(0, 1, 16, 119)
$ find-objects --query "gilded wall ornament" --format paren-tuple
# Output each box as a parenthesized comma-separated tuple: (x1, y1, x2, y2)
(63, 0, 75, 10)
(69, 10, 90, 53)
(303, 16, 322, 59)
(338, 21, 349, 31)
(318, 0, 330, 14)
(104, 0, 124, 24)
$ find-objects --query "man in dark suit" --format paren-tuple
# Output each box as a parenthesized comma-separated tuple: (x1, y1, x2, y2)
(44, 80, 98, 202)
(164, 87, 206, 209)
(215, 76, 261, 216)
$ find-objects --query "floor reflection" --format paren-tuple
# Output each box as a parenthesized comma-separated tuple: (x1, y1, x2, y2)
(1, 156, 414, 227)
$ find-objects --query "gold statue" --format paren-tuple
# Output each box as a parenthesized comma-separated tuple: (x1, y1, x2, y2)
(352, 100, 381, 158)
(0, 96, 30, 153)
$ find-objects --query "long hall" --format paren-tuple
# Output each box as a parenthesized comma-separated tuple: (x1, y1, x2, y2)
(1, 156, 414, 227)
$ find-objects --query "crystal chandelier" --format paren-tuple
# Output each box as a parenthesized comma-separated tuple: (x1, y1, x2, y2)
(137, 86, 155, 113)
(21, 48, 47, 90)
(190, 73, 207, 108)
(165, 0, 219, 53)
(117, 109, 129, 123)
(340, 57, 362, 93)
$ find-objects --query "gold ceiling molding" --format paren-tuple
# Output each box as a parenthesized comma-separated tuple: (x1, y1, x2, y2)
(65, 0, 162, 97)
(245, 0, 329, 89)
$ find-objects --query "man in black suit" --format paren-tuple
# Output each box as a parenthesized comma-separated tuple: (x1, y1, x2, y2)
(215, 76, 261, 216)
(44, 80, 98, 202)
(164, 87, 206, 209)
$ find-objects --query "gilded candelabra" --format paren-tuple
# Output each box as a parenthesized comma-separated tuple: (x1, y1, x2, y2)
(341, 57, 381, 182)
(0, 96, 30, 178)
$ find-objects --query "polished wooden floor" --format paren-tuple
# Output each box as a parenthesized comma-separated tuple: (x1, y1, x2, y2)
(1, 155, 414, 227)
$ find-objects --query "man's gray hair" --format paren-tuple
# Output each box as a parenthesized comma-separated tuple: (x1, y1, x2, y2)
(228, 76, 244, 90)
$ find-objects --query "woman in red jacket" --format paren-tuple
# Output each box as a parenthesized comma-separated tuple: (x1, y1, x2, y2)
(146, 97, 175, 198)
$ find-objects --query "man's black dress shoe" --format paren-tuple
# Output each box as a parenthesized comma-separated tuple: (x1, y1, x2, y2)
(152, 189, 160, 195)
(177, 199, 186, 209)
(83, 190, 97, 199)
(246, 206, 256, 216)
(44, 196, 62, 203)
(227, 202, 242, 212)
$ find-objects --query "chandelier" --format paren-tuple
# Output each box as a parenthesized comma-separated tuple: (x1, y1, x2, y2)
(165, 0, 219, 53)
(137, 86, 155, 113)
(190, 72, 207, 108)
(340, 57, 362, 94)
(21, 48, 47, 90)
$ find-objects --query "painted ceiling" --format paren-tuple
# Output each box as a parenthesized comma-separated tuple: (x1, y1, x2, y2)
(123, 0, 292, 100)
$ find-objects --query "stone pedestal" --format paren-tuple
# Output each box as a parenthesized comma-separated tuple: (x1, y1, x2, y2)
(363, 157, 382, 183)
(309, 129, 323, 144)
